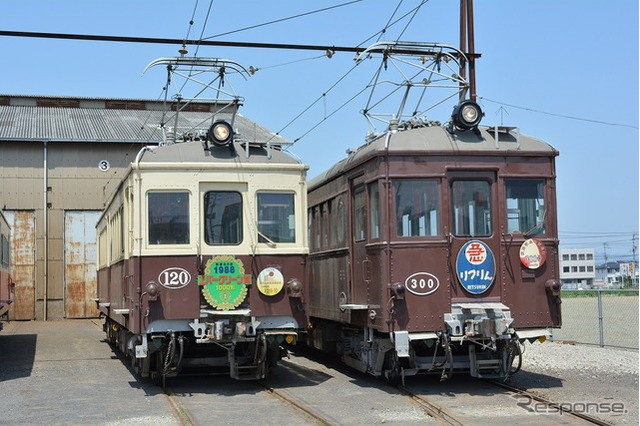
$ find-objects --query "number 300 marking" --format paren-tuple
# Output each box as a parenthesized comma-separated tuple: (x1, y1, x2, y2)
(404, 272, 439, 296)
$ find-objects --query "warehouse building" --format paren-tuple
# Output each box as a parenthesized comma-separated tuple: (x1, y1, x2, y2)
(0, 94, 283, 320)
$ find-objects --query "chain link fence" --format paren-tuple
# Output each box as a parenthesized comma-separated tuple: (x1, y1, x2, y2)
(550, 289, 639, 349)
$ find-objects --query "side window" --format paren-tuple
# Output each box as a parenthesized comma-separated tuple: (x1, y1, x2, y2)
(353, 185, 366, 242)
(98, 227, 107, 267)
(321, 202, 329, 248)
(148, 192, 190, 245)
(308, 210, 313, 250)
(1, 234, 9, 267)
(257, 192, 295, 243)
(505, 179, 545, 234)
(204, 191, 242, 245)
(334, 196, 346, 247)
(312, 206, 320, 249)
(451, 180, 492, 237)
(369, 183, 380, 239)
(395, 179, 439, 237)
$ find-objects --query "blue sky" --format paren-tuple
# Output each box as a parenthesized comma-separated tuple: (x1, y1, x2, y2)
(1, 1, 638, 263)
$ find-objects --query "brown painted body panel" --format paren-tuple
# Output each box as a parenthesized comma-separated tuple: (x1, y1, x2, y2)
(308, 127, 561, 336)
(98, 253, 307, 334)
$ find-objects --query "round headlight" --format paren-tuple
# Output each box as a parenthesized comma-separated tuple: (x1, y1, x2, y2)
(207, 120, 234, 147)
(146, 281, 159, 297)
(462, 104, 479, 123)
(452, 100, 483, 130)
(287, 278, 303, 295)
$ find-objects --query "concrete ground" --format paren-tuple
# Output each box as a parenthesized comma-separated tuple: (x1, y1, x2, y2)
(0, 319, 179, 425)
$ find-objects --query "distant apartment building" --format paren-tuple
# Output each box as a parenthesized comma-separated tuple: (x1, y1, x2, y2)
(559, 249, 595, 289)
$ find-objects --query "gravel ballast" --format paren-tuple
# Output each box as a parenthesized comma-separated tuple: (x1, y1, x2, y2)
(509, 341, 638, 425)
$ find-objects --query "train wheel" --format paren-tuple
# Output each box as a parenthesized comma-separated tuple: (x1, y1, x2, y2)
(508, 340, 523, 375)
(152, 349, 166, 388)
(265, 344, 282, 376)
(384, 351, 402, 386)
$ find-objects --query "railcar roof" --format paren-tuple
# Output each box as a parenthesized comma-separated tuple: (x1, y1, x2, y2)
(138, 139, 304, 166)
(310, 125, 558, 189)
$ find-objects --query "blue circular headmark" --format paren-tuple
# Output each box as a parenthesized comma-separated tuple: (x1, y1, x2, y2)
(456, 240, 496, 295)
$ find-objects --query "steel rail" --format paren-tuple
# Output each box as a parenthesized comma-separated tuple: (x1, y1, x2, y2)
(259, 382, 333, 426)
(491, 380, 613, 426)
(397, 384, 466, 426)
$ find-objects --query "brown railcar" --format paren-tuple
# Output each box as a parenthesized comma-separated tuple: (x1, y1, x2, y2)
(307, 122, 561, 381)
(96, 121, 309, 382)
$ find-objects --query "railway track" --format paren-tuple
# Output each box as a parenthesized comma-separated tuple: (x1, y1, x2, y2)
(491, 381, 613, 426)
(259, 382, 334, 426)
(398, 374, 613, 426)
(131, 344, 618, 426)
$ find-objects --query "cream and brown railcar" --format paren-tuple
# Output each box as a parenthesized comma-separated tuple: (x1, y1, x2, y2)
(96, 122, 308, 382)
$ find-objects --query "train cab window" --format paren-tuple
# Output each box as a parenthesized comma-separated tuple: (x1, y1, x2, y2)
(451, 180, 492, 237)
(148, 192, 190, 245)
(204, 191, 242, 245)
(369, 183, 380, 239)
(257, 192, 295, 243)
(353, 185, 366, 242)
(505, 179, 545, 234)
(394, 179, 439, 237)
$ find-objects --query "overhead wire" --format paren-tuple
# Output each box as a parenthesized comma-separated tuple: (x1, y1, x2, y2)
(394, 0, 430, 41)
(479, 96, 639, 130)
(559, 231, 638, 262)
(200, 0, 364, 40)
(103, 1, 213, 197)
(183, 0, 200, 41)
(355, 0, 430, 49)
(282, 0, 432, 146)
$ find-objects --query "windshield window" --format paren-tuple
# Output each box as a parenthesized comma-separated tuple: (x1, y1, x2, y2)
(204, 191, 242, 245)
(258, 192, 295, 243)
(506, 179, 545, 234)
(395, 179, 439, 237)
(148, 192, 190, 245)
(451, 180, 492, 237)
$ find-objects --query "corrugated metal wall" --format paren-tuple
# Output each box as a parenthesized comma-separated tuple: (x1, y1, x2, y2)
(1, 141, 133, 320)
(4, 211, 36, 320)
(64, 211, 100, 318)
